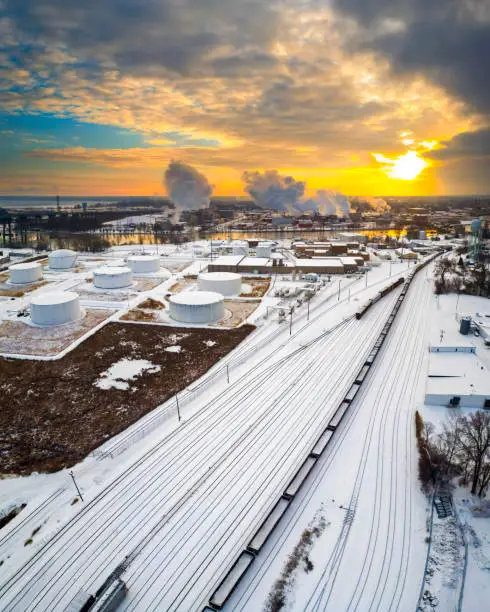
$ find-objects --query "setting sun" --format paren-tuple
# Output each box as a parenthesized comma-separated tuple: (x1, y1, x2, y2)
(372, 151, 429, 181)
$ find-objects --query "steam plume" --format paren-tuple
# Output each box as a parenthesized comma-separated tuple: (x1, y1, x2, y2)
(164, 161, 213, 212)
(242, 170, 306, 213)
(294, 189, 351, 218)
(365, 197, 390, 213)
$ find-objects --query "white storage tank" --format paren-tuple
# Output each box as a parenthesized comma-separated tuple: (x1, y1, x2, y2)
(93, 266, 132, 289)
(48, 249, 77, 269)
(30, 291, 81, 326)
(9, 262, 43, 284)
(127, 255, 160, 274)
(169, 291, 224, 323)
(256, 242, 273, 258)
(198, 272, 242, 296)
(232, 240, 249, 256)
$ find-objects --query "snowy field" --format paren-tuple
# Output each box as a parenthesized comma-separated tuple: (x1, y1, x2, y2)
(0, 248, 421, 611)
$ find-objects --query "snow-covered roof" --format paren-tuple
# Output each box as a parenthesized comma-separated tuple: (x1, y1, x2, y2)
(9, 262, 41, 271)
(294, 258, 344, 269)
(49, 249, 77, 258)
(94, 266, 131, 275)
(30, 291, 79, 306)
(340, 257, 360, 265)
(199, 272, 241, 281)
(209, 255, 244, 265)
(238, 257, 270, 267)
(170, 291, 223, 306)
(127, 255, 159, 262)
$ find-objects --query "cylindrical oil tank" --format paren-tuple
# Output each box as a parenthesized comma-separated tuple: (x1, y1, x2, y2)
(169, 291, 224, 323)
(93, 266, 132, 289)
(127, 255, 160, 274)
(232, 240, 248, 256)
(256, 242, 273, 258)
(48, 249, 78, 269)
(30, 291, 81, 326)
(459, 316, 471, 335)
(198, 272, 241, 296)
(9, 262, 43, 284)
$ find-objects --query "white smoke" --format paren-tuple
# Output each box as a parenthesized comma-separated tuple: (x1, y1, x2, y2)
(164, 161, 213, 213)
(293, 189, 351, 218)
(365, 197, 390, 213)
(242, 170, 306, 213)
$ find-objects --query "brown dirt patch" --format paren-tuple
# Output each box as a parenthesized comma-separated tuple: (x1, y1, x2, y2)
(212, 300, 259, 327)
(0, 280, 49, 297)
(0, 322, 254, 475)
(120, 310, 158, 322)
(138, 297, 165, 310)
(240, 277, 271, 297)
(0, 309, 113, 356)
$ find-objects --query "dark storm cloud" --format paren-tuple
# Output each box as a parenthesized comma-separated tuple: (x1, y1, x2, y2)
(430, 128, 490, 160)
(331, 0, 490, 113)
(2, 0, 281, 76)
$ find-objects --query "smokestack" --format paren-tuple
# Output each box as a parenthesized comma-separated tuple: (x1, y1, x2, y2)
(242, 170, 306, 213)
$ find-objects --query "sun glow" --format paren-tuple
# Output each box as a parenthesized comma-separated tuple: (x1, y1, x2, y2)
(372, 150, 429, 180)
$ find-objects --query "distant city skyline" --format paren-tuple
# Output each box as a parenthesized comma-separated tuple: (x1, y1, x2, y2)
(1, 1, 490, 197)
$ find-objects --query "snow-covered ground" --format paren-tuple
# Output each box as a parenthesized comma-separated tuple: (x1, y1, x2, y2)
(228, 261, 435, 612)
(0, 253, 417, 611)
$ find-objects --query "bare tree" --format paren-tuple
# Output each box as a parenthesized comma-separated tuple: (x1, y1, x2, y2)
(456, 411, 490, 496)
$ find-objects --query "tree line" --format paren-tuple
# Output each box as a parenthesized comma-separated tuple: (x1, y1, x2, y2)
(416, 410, 490, 498)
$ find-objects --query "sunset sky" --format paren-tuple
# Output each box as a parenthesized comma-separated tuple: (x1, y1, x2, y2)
(1, 0, 489, 197)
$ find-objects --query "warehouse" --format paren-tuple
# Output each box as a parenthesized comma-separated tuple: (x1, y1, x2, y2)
(425, 351, 490, 408)
(340, 257, 361, 273)
(237, 257, 270, 274)
(294, 258, 345, 274)
(207, 255, 244, 273)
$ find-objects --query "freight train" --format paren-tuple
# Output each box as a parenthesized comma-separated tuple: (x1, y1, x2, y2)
(355, 277, 405, 320)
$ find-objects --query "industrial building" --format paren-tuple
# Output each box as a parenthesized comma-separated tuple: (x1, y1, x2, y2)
(9, 262, 43, 284)
(30, 291, 81, 326)
(198, 272, 242, 296)
(169, 291, 225, 323)
(425, 351, 490, 409)
(48, 249, 78, 270)
(93, 266, 132, 289)
(207, 254, 357, 275)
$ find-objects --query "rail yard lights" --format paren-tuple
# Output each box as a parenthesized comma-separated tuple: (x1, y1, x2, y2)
(69, 471, 83, 502)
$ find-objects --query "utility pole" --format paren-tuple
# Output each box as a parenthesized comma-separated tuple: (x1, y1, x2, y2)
(226, 365, 230, 384)
(365, 270, 368, 288)
(338, 280, 341, 301)
(69, 471, 83, 502)
(307, 300, 310, 321)
(176, 393, 181, 422)
(289, 309, 293, 335)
